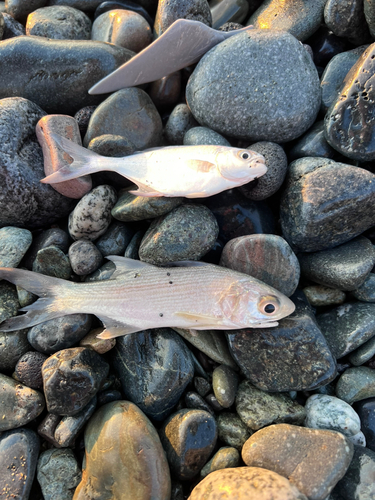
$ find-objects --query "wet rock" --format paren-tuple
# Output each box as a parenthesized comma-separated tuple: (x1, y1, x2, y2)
(42, 347, 109, 415)
(33, 245, 72, 279)
(159, 409, 217, 480)
(288, 121, 338, 161)
(186, 30, 320, 142)
(212, 364, 238, 408)
(138, 204, 218, 265)
(220, 234, 300, 297)
(200, 447, 240, 477)
(353, 398, 375, 451)
(92, 9, 152, 52)
(74, 401, 171, 500)
(280, 157, 375, 252)
(317, 302, 375, 359)
(54, 396, 97, 447)
(235, 380, 306, 430)
(74, 105, 97, 135)
(0, 37, 133, 115)
(217, 412, 252, 450)
(228, 293, 336, 392)
(299, 237, 375, 291)
(14, 351, 48, 390)
(211, 0, 248, 28)
(189, 467, 308, 500)
(112, 328, 194, 420)
(324, 0, 371, 44)
(247, 0, 326, 41)
(335, 366, 375, 404)
(0, 373, 45, 431)
(164, 103, 199, 145)
(349, 334, 375, 365)
(303, 285, 346, 307)
(0, 329, 31, 372)
(183, 126, 231, 146)
(26, 5, 92, 39)
(0, 227, 32, 268)
(6, 0, 46, 23)
(242, 424, 353, 500)
(68, 185, 117, 241)
(28, 314, 92, 354)
(333, 445, 375, 499)
(0, 429, 40, 500)
(84, 88, 162, 150)
(185, 391, 214, 415)
(68, 240, 103, 276)
(37, 448, 82, 500)
(154, 0, 212, 37)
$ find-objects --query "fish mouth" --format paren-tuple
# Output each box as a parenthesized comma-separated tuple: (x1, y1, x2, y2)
(249, 155, 267, 175)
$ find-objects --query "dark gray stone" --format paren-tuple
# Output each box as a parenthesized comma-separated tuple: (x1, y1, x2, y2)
(32, 245, 72, 280)
(2, 12, 25, 39)
(365, 0, 375, 38)
(123, 230, 144, 259)
(303, 285, 346, 307)
(48, 0, 102, 9)
(349, 334, 375, 365)
(280, 157, 375, 252)
(0, 281, 19, 323)
(194, 376, 211, 397)
(22, 227, 70, 270)
(217, 412, 251, 450)
(54, 396, 97, 447)
(69, 240, 103, 276)
(0, 227, 32, 268)
(186, 30, 320, 143)
(353, 398, 375, 452)
(183, 126, 231, 146)
(184, 391, 214, 415)
(112, 328, 194, 420)
(299, 237, 375, 291)
(288, 121, 338, 161)
(154, 0, 212, 36)
(352, 273, 375, 302)
(14, 351, 48, 390)
(0, 329, 30, 372)
(26, 5, 92, 39)
(164, 103, 199, 145)
(5, 0, 46, 22)
(324, 0, 371, 44)
(336, 366, 375, 404)
(334, 445, 375, 500)
(95, 221, 134, 256)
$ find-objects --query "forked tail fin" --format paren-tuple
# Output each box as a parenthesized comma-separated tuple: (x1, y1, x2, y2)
(0, 267, 75, 331)
(40, 134, 103, 184)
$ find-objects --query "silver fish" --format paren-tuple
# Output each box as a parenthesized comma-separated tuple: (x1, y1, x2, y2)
(88, 19, 254, 94)
(0, 257, 295, 339)
(40, 134, 267, 198)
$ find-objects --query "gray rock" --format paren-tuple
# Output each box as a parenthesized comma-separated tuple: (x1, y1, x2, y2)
(0, 97, 74, 229)
(0, 329, 30, 372)
(349, 334, 375, 365)
(2, 12, 25, 38)
(0, 227, 32, 268)
(164, 103, 199, 145)
(352, 273, 375, 302)
(303, 286, 346, 307)
(185, 391, 214, 415)
(186, 30, 320, 142)
(45, 0, 105, 11)
(37, 448, 82, 500)
(154, 0, 212, 36)
(0, 37, 133, 115)
(288, 121, 338, 161)
(54, 396, 97, 447)
(347, 430, 367, 447)
(324, 0, 371, 44)
(183, 126, 231, 146)
(22, 227, 70, 270)
(26, 5, 92, 39)
(123, 230, 144, 260)
(365, 0, 375, 38)
(5, 0, 46, 22)
(32, 245, 72, 280)
(69, 240, 103, 276)
(247, 0, 326, 41)
(14, 351, 48, 390)
(334, 445, 375, 500)
(0, 280, 19, 323)
(95, 221, 134, 256)
(217, 412, 252, 450)
(336, 366, 375, 404)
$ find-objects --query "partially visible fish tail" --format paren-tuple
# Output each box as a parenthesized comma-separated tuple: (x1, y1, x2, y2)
(40, 134, 103, 184)
(0, 268, 75, 331)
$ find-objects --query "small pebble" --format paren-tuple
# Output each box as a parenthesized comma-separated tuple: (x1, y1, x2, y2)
(333, 445, 375, 499)
(217, 412, 252, 450)
(154, 0, 212, 37)
(200, 446, 240, 477)
(164, 104, 199, 145)
(349, 334, 375, 366)
(54, 396, 97, 448)
(68, 240, 103, 276)
(336, 366, 375, 404)
(352, 273, 375, 302)
(32, 245, 72, 279)
(212, 364, 238, 408)
(183, 126, 231, 146)
(26, 5, 92, 39)
(79, 327, 116, 354)
(14, 351, 48, 390)
(353, 398, 375, 452)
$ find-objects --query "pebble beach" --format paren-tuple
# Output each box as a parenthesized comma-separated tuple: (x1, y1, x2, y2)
(0, 0, 375, 498)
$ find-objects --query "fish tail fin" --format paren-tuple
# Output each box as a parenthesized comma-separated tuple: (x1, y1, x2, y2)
(40, 134, 104, 184)
(0, 268, 75, 331)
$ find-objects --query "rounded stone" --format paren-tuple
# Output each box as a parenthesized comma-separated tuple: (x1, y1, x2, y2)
(138, 204, 219, 265)
(200, 447, 240, 477)
(334, 445, 375, 500)
(23, 227, 70, 270)
(189, 467, 308, 500)
(220, 234, 300, 297)
(154, 0, 212, 37)
(352, 273, 375, 302)
(349, 335, 375, 366)
(26, 5, 92, 39)
(73, 401, 171, 500)
(42, 347, 109, 415)
(217, 412, 252, 450)
(0, 281, 19, 324)
(54, 396, 97, 448)
(353, 398, 375, 452)
(159, 409, 217, 480)
(68, 240, 103, 276)
(212, 364, 238, 408)
(0, 330, 31, 372)
(68, 185, 118, 241)
(185, 391, 214, 415)
(95, 220, 134, 256)
(303, 285, 346, 307)
(37, 448, 81, 500)
(148, 72, 182, 109)
(0, 227, 32, 268)
(304, 394, 361, 437)
(32, 245, 72, 280)
(84, 88, 162, 150)
(183, 126, 231, 146)
(2, 12, 25, 38)
(324, 0, 371, 44)
(164, 103, 199, 145)
(335, 366, 375, 404)
(14, 351, 48, 390)
(186, 30, 320, 143)
(5, 0, 47, 23)
(79, 327, 116, 354)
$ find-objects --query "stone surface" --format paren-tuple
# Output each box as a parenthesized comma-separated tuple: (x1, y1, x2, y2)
(79, 327, 116, 354)
(112, 328, 194, 420)
(352, 273, 375, 302)
(23, 227, 70, 270)
(324, 0, 371, 44)
(0, 281, 19, 323)
(2, 11, 25, 38)
(365, 0, 375, 37)
(54, 396, 97, 448)
(354, 398, 375, 451)
(212, 364, 238, 408)
(185, 391, 214, 415)
(159, 409, 217, 480)
(69, 240, 103, 276)
(154, 0, 212, 36)
(32, 245, 72, 279)
(0, 329, 31, 372)
(14, 351, 48, 390)
(189, 467, 308, 500)
(336, 366, 375, 404)
(220, 234, 300, 297)
(165, 103, 199, 145)
(217, 412, 252, 450)
(186, 30, 320, 142)
(5, 0, 46, 22)
(242, 424, 354, 500)
(235, 380, 306, 430)
(183, 126, 231, 146)
(148, 71, 181, 109)
(0, 227, 32, 268)
(26, 5, 92, 39)
(73, 401, 171, 500)
(303, 285, 346, 307)
(280, 157, 375, 252)
(42, 347, 109, 415)
(288, 121, 338, 161)
(200, 447, 240, 477)
(349, 334, 375, 365)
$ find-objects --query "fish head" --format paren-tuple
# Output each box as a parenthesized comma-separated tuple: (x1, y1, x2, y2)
(216, 149, 267, 182)
(218, 278, 295, 328)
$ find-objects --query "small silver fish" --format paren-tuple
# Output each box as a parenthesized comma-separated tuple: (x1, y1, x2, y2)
(40, 134, 267, 198)
(0, 257, 295, 339)
(89, 19, 254, 95)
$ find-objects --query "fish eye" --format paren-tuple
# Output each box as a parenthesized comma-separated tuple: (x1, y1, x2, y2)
(240, 151, 250, 160)
(258, 296, 280, 315)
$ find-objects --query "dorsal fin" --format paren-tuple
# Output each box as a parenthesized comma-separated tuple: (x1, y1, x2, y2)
(105, 256, 155, 278)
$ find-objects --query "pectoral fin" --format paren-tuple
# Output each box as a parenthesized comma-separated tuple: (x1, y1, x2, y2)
(97, 315, 142, 338)
(186, 160, 216, 173)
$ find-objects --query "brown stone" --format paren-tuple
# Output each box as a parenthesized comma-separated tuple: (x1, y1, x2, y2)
(79, 327, 116, 354)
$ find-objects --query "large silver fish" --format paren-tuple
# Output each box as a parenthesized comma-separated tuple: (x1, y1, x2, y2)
(89, 19, 254, 95)
(40, 134, 267, 198)
(0, 257, 295, 339)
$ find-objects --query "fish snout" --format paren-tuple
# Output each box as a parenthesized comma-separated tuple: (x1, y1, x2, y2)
(249, 153, 267, 176)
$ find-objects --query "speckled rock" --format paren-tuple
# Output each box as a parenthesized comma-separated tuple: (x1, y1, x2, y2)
(239, 141, 288, 200)
(211, 0, 249, 28)
(303, 285, 346, 307)
(164, 103, 199, 145)
(235, 380, 306, 430)
(336, 366, 375, 404)
(280, 157, 375, 252)
(139, 204, 219, 265)
(0, 373, 45, 431)
(73, 401, 171, 500)
(352, 273, 375, 302)
(0, 329, 31, 372)
(154, 0, 212, 36)
(0, 227, 32, 268)
(333, 445, 375, 499)
(160, 409, 217, 480)
(324, 0, 371, 45)
(217, 412, 252, 450)
(288, 121, 338, 161)
(26, 5, 92, 39)
(305, 394, 361, 437)
(6, 0, 46, 22)
(186, 30, 320, 142)
(92, 9, 152, 52)
(37, 448, 82, 500)
(69, 240, 103, 276)
(14, 351, 48, 390)
(0, 97, 74, 229)
(200, 447, 240, 477)
(185, 391, 214, 415)
(242, 424, 354, 500)
(183, 126, 231, 146)
(123, 230, 144, 259)
(189, 467, 308, 500)
(84, 88, 162, 150)
(68, 185, 117, 241)
(111, 188, 184, 222)
(32, 245, 72, 279)
(42, 347, 109, 415)
(349, 334, 375, 365)
(220, 234, 300, 297)
(247, 0, 326, 41)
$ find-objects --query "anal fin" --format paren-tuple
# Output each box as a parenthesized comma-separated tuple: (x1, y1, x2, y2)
(97, 315, 142, 339)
